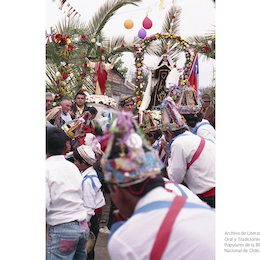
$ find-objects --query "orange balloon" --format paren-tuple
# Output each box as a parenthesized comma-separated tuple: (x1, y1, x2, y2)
(124, 19, 134, 29)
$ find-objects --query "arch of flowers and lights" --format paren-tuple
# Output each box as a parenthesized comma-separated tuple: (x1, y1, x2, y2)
(133, 32, 194, 107)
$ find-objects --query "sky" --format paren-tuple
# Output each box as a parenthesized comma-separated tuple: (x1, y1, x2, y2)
(45, 0, 216, 89)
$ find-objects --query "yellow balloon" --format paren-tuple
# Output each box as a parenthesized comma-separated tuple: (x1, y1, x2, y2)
(124, 19, 134, 29)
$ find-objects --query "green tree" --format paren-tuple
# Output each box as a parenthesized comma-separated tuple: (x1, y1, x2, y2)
(46, 0, 142, 102)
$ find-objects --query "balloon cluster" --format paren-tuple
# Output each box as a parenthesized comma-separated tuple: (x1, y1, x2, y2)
(123, 16, 153, 44)
(138, 16, 153, 39)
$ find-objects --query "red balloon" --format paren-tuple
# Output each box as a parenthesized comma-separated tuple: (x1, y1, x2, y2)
(142, 16, 152, 30)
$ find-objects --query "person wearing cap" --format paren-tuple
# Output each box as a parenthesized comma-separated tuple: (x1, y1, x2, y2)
(46, 127, 89, 260)
(73, 145, 105, 260)
(159, 96, 216, 208)
(201, 93, 215, 128)
(100, 112, 215, 260)
(118, 95, 135, 114)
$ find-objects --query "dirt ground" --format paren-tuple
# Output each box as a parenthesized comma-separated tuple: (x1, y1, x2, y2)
(94, 192, 111, 260)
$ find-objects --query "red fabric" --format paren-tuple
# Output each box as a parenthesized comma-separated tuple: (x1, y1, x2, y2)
(150, 196, 187, 260)
(199, 187, 215, 199)
(94, 207, 102, 213)
(77, 137, 85, 146)
(188, 53, 199, 92)
(94, 62, 108, 95)
(187, 137, 205, 170)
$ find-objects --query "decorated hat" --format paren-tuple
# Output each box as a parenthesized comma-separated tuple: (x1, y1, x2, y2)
(177, 85, 200, 114)
(100, 111, 164, 186)
(139, 111, 158, 133)
(61, 111, 91, 139)
(201, 93, 211, 102)
(77, 145, 97, 165)
(46, 106, 62, 122)
(118, 95, 134, 107)
(158, 96, 188, 132)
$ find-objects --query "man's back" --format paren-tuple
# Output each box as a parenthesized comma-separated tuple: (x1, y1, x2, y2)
(108, 187, 215, 260)
(46, 155, 86, 226)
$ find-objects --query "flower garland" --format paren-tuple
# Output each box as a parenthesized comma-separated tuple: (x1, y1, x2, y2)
(133, 32, 193, 107)
(84, 94, 117, 108)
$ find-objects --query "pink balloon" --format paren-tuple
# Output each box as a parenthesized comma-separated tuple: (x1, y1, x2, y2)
(142, 16, 152, 30)
(138, 28, 146, 39)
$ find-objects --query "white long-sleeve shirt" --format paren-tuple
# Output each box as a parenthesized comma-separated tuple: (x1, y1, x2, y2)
(167, 131, 215, 194)
(46, 155, 86, 226)
(81, 167, 105, 222)
(108, 187, 215, 260)
(193, 119, 216, 143)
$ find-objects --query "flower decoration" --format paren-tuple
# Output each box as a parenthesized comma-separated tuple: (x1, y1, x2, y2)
(81, 35, 86, 40)
(54, 33, 74, 61)
(84, 94, 117, 108)
(54, 34, 71, 45)
(101, 48, 105, 53)
(133, 32, 193, 107)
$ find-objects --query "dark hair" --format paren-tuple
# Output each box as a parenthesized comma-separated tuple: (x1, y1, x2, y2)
(73, 148, 92, 167)
(169, 127, 188, 137)
(101, 54, 107, 61)
(86, 106, 98, 116)
(149, 129, 162, 140)
(46, 127, 67, 155)
(183, 112, 203, 128)
(75, 92, 86, 98)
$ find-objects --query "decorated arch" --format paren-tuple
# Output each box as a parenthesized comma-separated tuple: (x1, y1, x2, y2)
(133, 32, 193, 107)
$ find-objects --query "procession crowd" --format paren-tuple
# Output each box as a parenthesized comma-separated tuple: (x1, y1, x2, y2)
(46, 88, 216, 260)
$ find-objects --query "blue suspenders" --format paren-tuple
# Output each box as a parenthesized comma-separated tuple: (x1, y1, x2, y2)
(192, 122, 210, 134)
(82, 175, 98, 188)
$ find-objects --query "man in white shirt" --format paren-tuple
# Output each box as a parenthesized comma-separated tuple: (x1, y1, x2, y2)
(183, 111, 216, 143)
(60, 97, 73, 123)
(46, 127, 89, 260)
(73, 145, 105, 260)
(100, 112, 215, 260)
(159, 96, 215, 207)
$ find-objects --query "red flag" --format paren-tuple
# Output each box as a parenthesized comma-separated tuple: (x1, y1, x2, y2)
(188, 52, 199, 92)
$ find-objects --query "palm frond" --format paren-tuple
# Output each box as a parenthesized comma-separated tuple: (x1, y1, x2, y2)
(161, 5, 181, 35)
(186, 34, 215, 59)
(90, 0, 141, 36)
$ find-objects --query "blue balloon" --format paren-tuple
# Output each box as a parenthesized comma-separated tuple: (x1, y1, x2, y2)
(138, 28, 146, 39)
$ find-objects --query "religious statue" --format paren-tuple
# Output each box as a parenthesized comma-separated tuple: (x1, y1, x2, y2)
(85, 54, 115, 95)
(140, 47, 181, 111)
